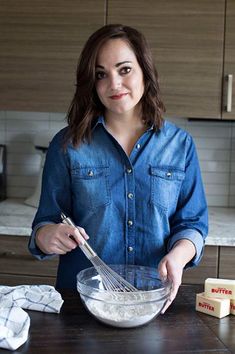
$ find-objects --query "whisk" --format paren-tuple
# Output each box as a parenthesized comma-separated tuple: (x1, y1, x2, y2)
(61, 213, 137, 293)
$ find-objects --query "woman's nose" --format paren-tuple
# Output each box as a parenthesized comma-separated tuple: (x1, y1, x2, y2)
(109, 73, 121, 90)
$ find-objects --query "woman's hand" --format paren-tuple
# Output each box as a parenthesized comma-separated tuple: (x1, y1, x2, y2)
(158, 239, 196, 314)
(35, 223, 89, 255)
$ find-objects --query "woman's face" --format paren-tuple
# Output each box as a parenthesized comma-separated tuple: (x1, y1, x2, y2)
(95, 38, 145, 117)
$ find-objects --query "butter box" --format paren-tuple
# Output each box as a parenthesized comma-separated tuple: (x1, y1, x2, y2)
(196, 292, 230, 318)
(205, 278, 235, 300)
(231, 299, 235, 315)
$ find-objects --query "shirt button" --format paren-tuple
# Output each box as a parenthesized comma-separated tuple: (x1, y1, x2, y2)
(136, 143, 141, 149)
(88, 170, 94, 177)
(127, 192, 134, 199)
(127, 220, 133, 226)
(128, 246, 133, 252)
(126, 168, 132, 174)
(166, 172, 172, 177)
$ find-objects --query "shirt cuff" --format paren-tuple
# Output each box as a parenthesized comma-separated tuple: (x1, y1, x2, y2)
(167, 228, 204, 267)
(28, 222, 57, 260)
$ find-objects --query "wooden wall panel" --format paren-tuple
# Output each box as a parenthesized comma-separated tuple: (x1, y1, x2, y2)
(107, 0, 225, 119)
(0, 0, 105, 112)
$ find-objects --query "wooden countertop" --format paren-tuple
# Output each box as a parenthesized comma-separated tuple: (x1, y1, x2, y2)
(6, 284, 235, 354)
(0, 199, 235, 246)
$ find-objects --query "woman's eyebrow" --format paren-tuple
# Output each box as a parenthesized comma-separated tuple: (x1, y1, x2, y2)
(95, 61, 132, 69)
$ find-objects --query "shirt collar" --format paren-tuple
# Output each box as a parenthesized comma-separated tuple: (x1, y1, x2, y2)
(92, 115, 105, 130)
(93, 115, 165, 135)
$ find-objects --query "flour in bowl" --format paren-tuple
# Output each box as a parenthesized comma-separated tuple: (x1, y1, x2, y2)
(82, 292, 164, 328)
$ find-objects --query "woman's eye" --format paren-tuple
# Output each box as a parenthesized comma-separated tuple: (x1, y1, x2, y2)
(120, 67, 132, 75)
(95, 71, 106, 80)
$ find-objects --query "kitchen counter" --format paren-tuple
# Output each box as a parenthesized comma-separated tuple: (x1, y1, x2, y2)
(0, 199, 36, 236)
(3, 284, 234, 354)
(0, 198, 235, 246)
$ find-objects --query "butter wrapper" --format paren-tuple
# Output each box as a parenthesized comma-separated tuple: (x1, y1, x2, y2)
(196, 292, 230, 318)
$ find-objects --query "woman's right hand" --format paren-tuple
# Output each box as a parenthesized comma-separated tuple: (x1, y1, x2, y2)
(35, 223, 89, 255)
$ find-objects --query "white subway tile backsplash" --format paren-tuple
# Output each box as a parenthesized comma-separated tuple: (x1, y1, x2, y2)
(197, 149, 230, 161)
(185, 125, 231, 138)
(7, 163, 40, 176)
(6, 142, 36, 154)
(193, 137, 231, 150)
(185, 120, 232, 128)
(204, 183, 229, 196)
(200, 161, 230, 173)
(0, 111, 5, 120)
(229, 195, 235, 207)
(49, 112, 66, 121)
(50, 120, 67, 136)
(1, 110, 235, 207)
(0, 112, 6, 144)
(6, 131, 35, 143)
(0, 132, 6, 144)
(5, 111, 49, 121)
(230, 173, 235, 184)
(7, 175, 38, 187)
(206, 195, 229, 207)
(7, 186, 35, 198)
(167, 117, 187, 128)
(0, 119, 5, 130)
(6, 119, 50, 132)
(202, 172, 230, 184)
(7, 153, 41, 166)
(232, 125, 235, 137)
(230, 184, 235, 195)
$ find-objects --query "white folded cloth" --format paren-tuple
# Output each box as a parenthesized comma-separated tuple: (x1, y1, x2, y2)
(0, 285, 64, 351)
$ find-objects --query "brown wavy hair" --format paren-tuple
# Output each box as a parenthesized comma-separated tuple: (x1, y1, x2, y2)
(65, 24, 165, 147)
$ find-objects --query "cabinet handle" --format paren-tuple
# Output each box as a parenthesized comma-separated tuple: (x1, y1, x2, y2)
(0, 251, 16, 257)
(226, 74, 233, 112)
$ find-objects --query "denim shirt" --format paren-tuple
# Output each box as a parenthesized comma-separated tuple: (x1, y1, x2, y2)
(28, 118, 208, 289)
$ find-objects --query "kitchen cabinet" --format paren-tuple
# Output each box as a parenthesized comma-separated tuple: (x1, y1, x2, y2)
(182, 245, 235, 284)
(0, 235, 58, 286)
(0, 236, 234, 286)
(219, 246, 235, 279)
(182, 246, 218, 284)
(1, 0, 234, 118)
(107, 0, 235, 119)
(222, 0, 235, 119)
(0, 0, 105, 112)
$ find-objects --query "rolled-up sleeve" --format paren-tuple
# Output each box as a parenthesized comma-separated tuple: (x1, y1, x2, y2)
(168, 135, 208, 267)
(28, 129, 72, 259)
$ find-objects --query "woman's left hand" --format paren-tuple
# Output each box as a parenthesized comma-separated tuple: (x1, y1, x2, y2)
(158, 239, 196, 314)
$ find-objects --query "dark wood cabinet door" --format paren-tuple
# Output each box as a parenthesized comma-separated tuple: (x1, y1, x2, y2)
(219, 246, 235, 279)
(107, 0, 225, 119)
(0, 235, 58, 286)
(222, 0, 235, 119)
(182, 246, 218, 284)
(0, 0, 105, 112)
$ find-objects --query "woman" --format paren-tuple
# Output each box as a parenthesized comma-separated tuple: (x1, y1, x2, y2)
(29, 24, 208, 313)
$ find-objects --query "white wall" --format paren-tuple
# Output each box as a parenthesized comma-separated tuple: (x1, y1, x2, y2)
(0, 110, 235, 207)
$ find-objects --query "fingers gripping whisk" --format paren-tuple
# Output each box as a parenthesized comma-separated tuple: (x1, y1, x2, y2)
(61, 213, 137, 292)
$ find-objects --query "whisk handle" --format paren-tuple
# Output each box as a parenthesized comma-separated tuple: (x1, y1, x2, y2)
(60, 213, 96, 259)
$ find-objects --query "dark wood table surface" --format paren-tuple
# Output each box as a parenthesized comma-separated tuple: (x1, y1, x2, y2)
(2, 285, 235, 354)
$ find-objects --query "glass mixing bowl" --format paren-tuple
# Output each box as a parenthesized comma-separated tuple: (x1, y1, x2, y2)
(77, 264, 171, 328)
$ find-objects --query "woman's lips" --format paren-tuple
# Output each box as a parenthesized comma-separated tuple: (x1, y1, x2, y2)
(109, 93, 128, 100)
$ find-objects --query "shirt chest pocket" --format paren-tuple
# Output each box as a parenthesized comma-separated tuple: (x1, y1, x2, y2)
(150, 166, 185, 212)
(71, 166, 111, 211)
